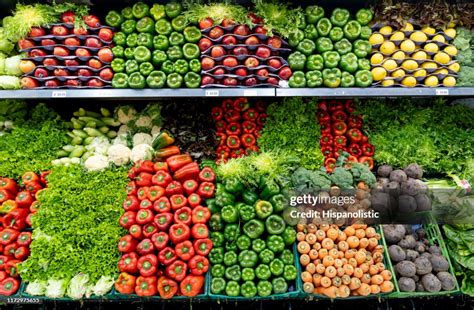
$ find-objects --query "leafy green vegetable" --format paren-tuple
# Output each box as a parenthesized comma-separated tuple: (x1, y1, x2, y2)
(184, 0, 251, 27)
(19, 164, 128, 283)
(0, 76, 20, 89)
(330, 167, 354, 189)
(291, 167, 332, 192)
(252, 0, 304, 38)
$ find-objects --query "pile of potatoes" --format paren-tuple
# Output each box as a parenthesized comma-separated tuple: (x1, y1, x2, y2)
(383, 224, 457, 293)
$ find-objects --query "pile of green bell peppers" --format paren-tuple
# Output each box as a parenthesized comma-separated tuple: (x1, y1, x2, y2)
(287, 6, 374, 88)
(208, 178, 297, 297)
(107, 2, 202, 89)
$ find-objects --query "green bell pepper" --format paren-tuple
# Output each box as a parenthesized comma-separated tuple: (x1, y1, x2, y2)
(174, 59, 189, 75)
(126, 33, 138, 47)
(136, 17, 155, 33)
(225, 281, 240, 297)
(341, 71, 355, 87)
(137, 33, 153, 48)
(211, 277, 226, 294)
(105, 10, 124, 27)
(296, 13, 306, 30)
(225, 241, 238, 252)
(323, 51, 341, 69)
(224, 178, 244, 194)
(243, 219, 265, 239)
(128, 72, 146, 89)
(211, 264, 225, 278)
(207, 198, 220, 214)
(125, 60, 139, 74)
(280, 249, 294, 266)
(225, 265, 241, 282)
(184, 72, 201, 88)
(257, 280, 272, 297)
(266, 235, 285, 253)
(111, 58, 125, 73)
(297, 39, 316, 56)
(323, 68, 341, 87)
(304, 24, 318, 40)
(340, 52, 358, 73)
(242, 268, 255, 282)
(112, 73, 128, 88)
(317, 18, 332, 36)
(316, 37, 333, 53)
(134, 46, 151, 63)
(288, 29, 304, 47)
(260, 181, 280, 200)
(121, 20, 136, 35)
(288, 52, 307, 70)
(211, 231, 225, 247)
(239, 204, 255, 222)
(124, 47, 135, 60)
(329, 27, 344, 42)
(223, 251, 238, 267)
(256, 264, 271, 280)
(121, 7, 133, 20)
(272, 277, 288, 294)
(215, 191, 235, 208)
(344, 20, 362, 41)
(242, 190, 258, 206)
(152, 50, 167, 66)
(169, 32, 185, 46)
(183, 43, 200, 60)
(289, 71, 306, 88)
(132, 2, 149, 19)
(239, 250, 258, 268)
(305, 5, 325, 24)
(155, 19, 172, 36)
(183, 26, 202, 43)
(356, 8, 373, 25)
(172, 15, 187, 32)
(355, 70, 373, 87)
(210, 213, 223, 231)
(241, 281, 257, 298)
(357, 58, 371, 71)
(283, 265, 297, 281)
(153, 35, 169, 51)
(150, 4, 165, 21)
(334, 38, 352, 55)
(189, 59, 201, 73)
(224, 223, 239, 242)
(353, 39, 372, 58)
(165, 2, 183, 18)
(330, 8, 350, 27)
(221, 205, 238, 223)
(306, 55, 324, 71)
(167, 46, 183, 61)
(265, 215, 286, 235)
(270, 258, 284, 276)
(255, 201, 273, 219)
(281, 227, 296, 246)
(360, 26, 372, 40)
(306, 70, 323, 87)
(112, 46, 124, 58)
(139, 62, 154, 76)
(259, 249, 274, 264)
(237, 235, 251, 251)
(252, 239, 266, 253)
(209, 247, 224, 264)
(268, 194, 288, 213)
(161, 60, 175, 74)
(113, 32, 127, 46)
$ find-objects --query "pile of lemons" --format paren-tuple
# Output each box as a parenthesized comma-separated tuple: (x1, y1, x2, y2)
(369, 23, 458, 87)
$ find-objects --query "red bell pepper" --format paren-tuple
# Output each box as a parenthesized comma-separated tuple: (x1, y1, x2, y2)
(188, 255, 209, 276)
(147, 186, 165, 202)
(16, 232, 32, 247)
(0, 271, 6, 282)
(242, 121, 257, 134)
(175, 240, 195, 261)
(165, 260, 187, 282)
(165, 181, 183, 196)
(197, 182, 215, 199)
(154, 162, 169, 172)
(347, 128, 362, 143)
(325, 158, 337, 173)
(169, 224, 191, 244)
(174, 162, 200, 182)
(255, 100, 266, 112)
(135, 276, 157, 296)
(192, 206, 211, 224)
(183, 180, 198, 196)
(40, 171, 51, 185)
(348, 115, 363, 128)
(245, 145, 259, 154)
(22, 172, 39, 185)
(359, 156, 374, 170)
(216, 133, 227, 146)
(0, 256, 8, 270)
(0, 277, 19, 295)
(26, 214, 33, 227)
(0, 229, 20, 246)
(119, 211, 137, 229)
(154, 213, 173, 231)
(138, 254, 158, 277)
(29, 200, 40, 213)
(233, 97, 250, 111)
(334, 135, 347, 146)
(129, 224, 143, 239)
(137, 187, 149, 201)
(14, 246, 29, 260)
(140, 199, 153, 211)
(136, 172, 153, 187)
(118, 252, 139, 274)
(118, 235, 137, 253)
(226, 122, 241, 136)
(174, 207, 192, 226)
(221, 99, 234, 111)
(158, 247, 177, 266)
(115, 272, 136, 295)
(242, 108, 258, 121)
(137, 239, 155, 256)
(4, 244, 17, 257)
(348, 143, 363, 157)
(167, 154, 193, 172)
(126, 181, 137, 196)
(0, 179, 18, 194)
(143, 225, 158, 240)
(318, 100, 328, 111)
(155, 146, 180, 159)
(123, 195, 140, 211)
(198, 167, 215, 183)
(136, 209, 154, 225)
(331, 110, 347, 122)
(191, 224, 209, 239)
(0, 190, 14, 205)
(3, 208, 29, 230)
(151, 232, 169, 251)
(328, 100, 343, 112)
(224, 110, 241, 123)
(128, 167, 139, 179)
(361, 135, 369, 143)
(25, 181, 42, 194)
(153, 197, 171, 213)
(135, 160, 156, 174)
(180, 275, 204, 297)
(256, 113, 267, 126)
(215, 120, 226, 133)
(5, 260, 19, 277)
(211, 106, 224, 120)
(187, 193, 202, 209)
(334, 146, 347, 158)
(344, 100, 355, 113)
(157, 276, 178, 299)
(321, 145, 333, 158)
(320, 122, 331, 134)
(347, 155, 359, 163)
(317, 110, 330, 123)
(320, 134, 333, 146)
(193, 238, 213, 256)
(241, 134, 256, 148)
(230, 149, 245, 159)
(333, 121, 347, 135)
(170, 194, 187, 211)
(362, 143, 375, 156)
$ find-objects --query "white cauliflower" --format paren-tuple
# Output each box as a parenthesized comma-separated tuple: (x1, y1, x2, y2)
(135, 115, 152, 129)
(107, 144, 131, 166)
(116, 105, 137, 125)
(113, 134, 130, 146)
(133, 133, 153, 146)
(84, 155, 109, 172)
(86, 137, 110, 155)
(117, 125, 130, 136)
(151, 125, 161, 137)
(131, 144, 154, 163)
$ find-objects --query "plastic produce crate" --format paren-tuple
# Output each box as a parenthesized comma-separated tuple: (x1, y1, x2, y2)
(19, 281, 115, 302)
(112, 282, 208, 301)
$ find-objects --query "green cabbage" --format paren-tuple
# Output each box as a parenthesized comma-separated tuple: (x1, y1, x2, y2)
(5, 55, 22, 76)
(0, 76, 21, 89)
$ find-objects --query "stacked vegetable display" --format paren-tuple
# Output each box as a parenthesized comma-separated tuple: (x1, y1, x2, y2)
(288, 7, 374, 88)
(0, 26, 22, 89)
(453, 27, 474, 87)
(212, 97, 267, 162)
(107, 2, 202, 89)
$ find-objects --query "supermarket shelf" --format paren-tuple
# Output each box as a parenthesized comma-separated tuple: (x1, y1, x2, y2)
(276, 87, 474, 97)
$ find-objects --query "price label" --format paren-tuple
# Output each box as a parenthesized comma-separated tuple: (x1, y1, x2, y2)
(435, 89, 449, 96)
(51, 90, 67, 98)
(97, 90, 113, 97)
(243, 90, 258, 96)
(205, 90, 219, 97)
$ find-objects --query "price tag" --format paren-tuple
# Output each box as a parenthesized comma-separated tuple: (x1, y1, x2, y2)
(243, 90, 258, 96)
(205, 90, 219, 97)
(97, 89, 113, 97)
(51, 90, 67, 98)
(435, 89, 449, 96)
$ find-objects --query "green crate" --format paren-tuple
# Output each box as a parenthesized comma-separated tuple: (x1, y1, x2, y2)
(207, 244, 301, 301)
(380, 219, 461, 298)
(297, 225, 397, 300)
(19, 281, 116, 301)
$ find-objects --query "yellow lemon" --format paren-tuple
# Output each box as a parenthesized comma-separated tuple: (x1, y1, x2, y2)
(432, 34, 446, 43)
(369, 33, 385, 45)
(391, 69, 405, 78)
(383, 59, 398, 71)
(424, 42, 439, 53)
(434, 52, 451, 64)
(390, 31, 405, 41)
(444, 28, 456, 38)
(382, 79, 395, 87)
(422, 27, 436, 35)
(444, 45, 458, 56)
(434, 68, 448, 75)
(379, 25, 393, 35)
(401, 22, 414, 32)
(448, 62, 460, 72)
(380, 41, 396, 55)
(414, 69, 427, 77)
(371, 67, 387, 81)
(392, 50, 406, 60)
(410, 31, 428, 42)
(400, 39, 416, 53)
(402, 59, 419, 70)
(370, 53, 385, 65)
(412, 51, 428, 60)
(424, 75, 439, 86)
(421, 62, 438, 69)
(402, 76, 417, 87)
(443, 76, 456, 86)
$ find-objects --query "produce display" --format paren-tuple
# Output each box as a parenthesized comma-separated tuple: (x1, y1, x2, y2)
(453, 27, 474, 87)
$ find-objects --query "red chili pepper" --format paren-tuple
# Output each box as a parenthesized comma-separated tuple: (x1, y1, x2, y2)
(142, 223, 158, 238)
(325, 158, 337, 173)
(126, 181, 137, 196)
(221, 99, 234, 111)
(191, 223, 209, 239)
(198, 167, 215, 183)
(348, 143, 363, 157)
(187, 193, 202, 209)
(153, 197, 171, 213)
(123, 195, 140, 211)
(118, 252, 139, 274)
(154, 212, 173, 231)
(157, 276, 178, 299)
(320, 134, 333, 146)
(16, 232, 32, 247)
(129, 224, 143, 239)
(151, 232, 169, 251)
(180, 275, 204, 297)
(197, 182, 215, 199)
(154, 162, 169, 172)
(348, 115, 363, 128)
(137, 239, 155, 256)
(226, 135, 241, 149)
(183, 180, 198, 196)
(328, 100, 343, 112)
(331, 110, 347, 122)
(242, 121, 257, 134)
(243, 108, 258, 121)
(115, 272, 136, 295)
(188, 255, 209, 276)
(193, 238, 213, 256)
(169, 223, 191, 244)
(158, 247, 177, 266)
(317, 110, 330, 123)
(167, 154, 193, 172)
(320, 122, 332, 134)
(361, 143, 375, 156)
(14, 246, 29, 260)
(346, 128, 362, 143)
(359, 156, 374, 170)
(136, 172, 153, 187)
(165, 260, 187, 282)
(118, 235, 137, 253)
(225, 122, 241, 136)
(174, 207, 192, 226)
(136, 209, 154, 225)
(241, 134, 256, 148)
(170, 194, 187, 211)
(334, 135, 347, 146)
(174, 162, 200, 182)
(165, 181, 183, 196)
(233, 97, 250, 111)
(215, 120, 227, 133)
(175, 240, 195, 261)
(332, 121, 347, 136)
(191, 206, 211, 224)
(321, 145, 333, 158)
(152, 171, 172, 187)
(216, 132, 227, 146)
(211, 106, 224, 120)
(135, 276, 157, 296)
(344, 100, 355, 113)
